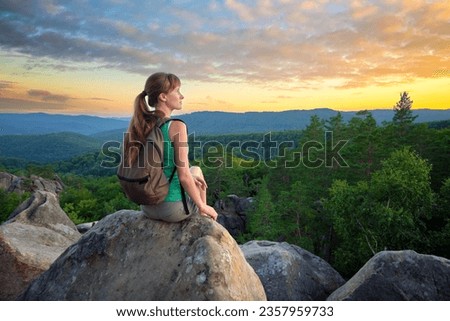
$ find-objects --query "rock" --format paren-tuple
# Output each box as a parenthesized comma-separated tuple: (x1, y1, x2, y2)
(76, 221, 98, 234)
(232, 195, 254, 215)
(30, 174, 64, 195)
(0, 191, 81, 300)
(19, 210, 267, 301)
(0, 172, 64, 195)
(7, 191, 77, 235)
(240, 240, 345, 301)
(327, 250, 450, 301)
(215, 195, 253, 238)
(0, 172, 23, 193)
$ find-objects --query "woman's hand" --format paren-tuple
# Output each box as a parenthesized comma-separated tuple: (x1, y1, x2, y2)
(192, 174, 217, 221)
(199, 204, 218, 221)
(192, 175, 207, 191)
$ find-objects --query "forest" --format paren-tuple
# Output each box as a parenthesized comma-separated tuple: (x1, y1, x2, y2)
(1, 93, 449, 277)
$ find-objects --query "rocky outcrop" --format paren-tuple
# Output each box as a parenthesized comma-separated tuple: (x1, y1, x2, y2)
(215, 195, 253, 238)
(240, 240, 345, 301)
(0, 191, 81, 300)
(0, 172, 24, 193)
(19, 210, 267, 301)
(30, 174, 64, 195)
(328, 250, 450, 301)
(0, 172, 63, 195)
(7, 191, 77, 232)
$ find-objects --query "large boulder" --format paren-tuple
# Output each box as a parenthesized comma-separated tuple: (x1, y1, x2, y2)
(19, 210, 267, 301)
(0, 191, 81, 300)
(240, 240, 345, 300)
(328, 250, 450, 300)
(215, 195, 253, 238)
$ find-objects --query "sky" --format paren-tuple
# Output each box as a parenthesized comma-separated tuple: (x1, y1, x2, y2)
(0, 0, 449, 117)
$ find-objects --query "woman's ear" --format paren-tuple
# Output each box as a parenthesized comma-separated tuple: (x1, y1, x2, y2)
(158, 93, 166, 102)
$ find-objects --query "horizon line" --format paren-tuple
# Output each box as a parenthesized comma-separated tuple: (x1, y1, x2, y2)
(1, 107, 450, 119)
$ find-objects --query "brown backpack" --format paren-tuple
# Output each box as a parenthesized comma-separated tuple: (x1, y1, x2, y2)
(117, 118, 182, 205)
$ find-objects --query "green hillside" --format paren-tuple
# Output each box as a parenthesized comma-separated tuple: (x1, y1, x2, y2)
(0, 132, 101, 163)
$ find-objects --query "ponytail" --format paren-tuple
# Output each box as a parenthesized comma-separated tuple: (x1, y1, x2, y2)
(123, 91, 163, 167)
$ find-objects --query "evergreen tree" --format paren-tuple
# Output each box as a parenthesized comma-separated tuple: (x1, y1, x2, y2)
(392, 92, 418, 140)
(393, 91, 417, 125)
(346, 111, 383, 179)
(325, 112, 345, 139)
(246, 176, 283, 241)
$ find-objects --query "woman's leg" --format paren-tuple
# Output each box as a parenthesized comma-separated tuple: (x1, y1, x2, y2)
(190, 166, 207, 203)
(141, 201, 192, 222)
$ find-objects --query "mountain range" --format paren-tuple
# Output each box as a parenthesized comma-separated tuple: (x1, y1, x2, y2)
(1, 108, 449, 136)
(0, 109, 449, 164)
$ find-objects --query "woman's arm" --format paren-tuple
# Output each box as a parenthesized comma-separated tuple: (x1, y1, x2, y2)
(169, 120, 218, 220)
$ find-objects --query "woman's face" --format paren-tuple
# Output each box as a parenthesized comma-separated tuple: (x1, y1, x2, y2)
(164, 85, 184, 111)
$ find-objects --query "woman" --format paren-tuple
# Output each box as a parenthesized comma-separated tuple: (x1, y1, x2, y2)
(123, 72, 218, 222)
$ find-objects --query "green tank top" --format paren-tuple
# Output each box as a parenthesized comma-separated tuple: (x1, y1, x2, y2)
(161, 121, 183, 202)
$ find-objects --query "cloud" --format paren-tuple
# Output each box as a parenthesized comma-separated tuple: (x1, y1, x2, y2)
(0, 0, 448, 91)
(0, 80, 16, 90)
(0, 97, 69, 113)
(27, 89, 71, 103)
(350, 1, 379, 19)
(225, 0, 255, 22)
(0, 80, 20, 99)
(88, 97, 114, 102)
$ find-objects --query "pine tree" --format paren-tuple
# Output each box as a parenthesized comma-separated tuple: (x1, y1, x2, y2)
(392, 91, 418, 141)
(247, 176, 283, 240)
(393, 91, 417, 126)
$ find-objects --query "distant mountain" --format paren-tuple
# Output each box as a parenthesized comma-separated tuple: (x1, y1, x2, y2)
(176, 109, 450, 135)
(0, 113, 129, 135)
(0, 108, 449, 164)
(1, 109, 449, 137)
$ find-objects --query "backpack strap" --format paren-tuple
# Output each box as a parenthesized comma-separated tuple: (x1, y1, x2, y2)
(157, 117, 186, 129)
(180, 184, 190, 215)
(168, 166, 177, 183)
(168, 119, 189, 215)
(158, 118, 189, 215)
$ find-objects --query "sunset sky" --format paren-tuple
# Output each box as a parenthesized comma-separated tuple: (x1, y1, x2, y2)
(0, 0, 449, 117)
